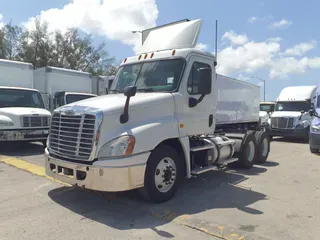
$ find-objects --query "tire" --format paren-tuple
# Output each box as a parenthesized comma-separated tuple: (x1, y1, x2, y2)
(139, 145, 183, 204)
(310, 146, 318, 153)
(254, 131, 270, 164)
(236, 131, 257, 169)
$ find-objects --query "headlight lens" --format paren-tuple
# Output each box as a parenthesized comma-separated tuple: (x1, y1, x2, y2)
(0, 120, 14, 126)
(98, 135, 135, 158)
(311, 125, 320, 132)
(296, 120, 308, 129)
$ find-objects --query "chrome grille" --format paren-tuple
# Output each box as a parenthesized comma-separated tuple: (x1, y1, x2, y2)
(271, 117, 294, 129)
(49, 113, 96, 160)
(22, 116, 50, 127)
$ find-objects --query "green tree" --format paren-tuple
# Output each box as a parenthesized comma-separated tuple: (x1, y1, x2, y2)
(3, 21, 22, 60)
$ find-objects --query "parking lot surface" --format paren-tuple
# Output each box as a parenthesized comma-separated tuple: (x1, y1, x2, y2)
(1, 139, 320, 240)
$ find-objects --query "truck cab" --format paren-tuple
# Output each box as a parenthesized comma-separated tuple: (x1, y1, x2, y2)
(266, 86, 316, 141)
(309, 86, 320, 153)
(259, 101, 275, 129)
(0, 87, 51, 145)
(45, 19, 270, 203)
(53, 91, 97, 109)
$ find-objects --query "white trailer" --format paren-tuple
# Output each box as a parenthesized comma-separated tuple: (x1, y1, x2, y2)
(34, 66, 98, 111)
(0, 59, 51, 145)
(92, 75, 115, 95)
(45, 19, 270, 203)
(266, 85, 316, 141)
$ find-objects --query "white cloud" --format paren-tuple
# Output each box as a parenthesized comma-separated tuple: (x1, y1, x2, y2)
(248, 17, 258, 23)
(267, 37, 282, 42)
(22, 0, 159, 53)
(270, 19, 292, 29)
(216, 30, 320, 79)
(195, 43, 208, 51)
(222, 30, 248, 45)
(283, 41, 317, 56)
(0, 14, 4, 29)
(217, 37, 280, 75)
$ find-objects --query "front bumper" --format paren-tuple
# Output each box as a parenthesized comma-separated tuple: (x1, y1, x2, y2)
(45, 148, 150, 192)
(309, 133, 320, 149)
(266, 126, 309, 138)
(0, 128, 49, 141)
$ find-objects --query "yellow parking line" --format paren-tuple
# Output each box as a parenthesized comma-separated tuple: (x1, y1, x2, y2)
(0, 155, 70, 186)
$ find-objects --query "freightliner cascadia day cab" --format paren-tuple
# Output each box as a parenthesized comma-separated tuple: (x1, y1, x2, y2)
(309, 86, 320, 153)
(0, 59, 51, 145)
(34, 66, 98, 111)
(259, 101, 276, 129)
(45, 19, 271, 203)
(266, 86, 316, 141)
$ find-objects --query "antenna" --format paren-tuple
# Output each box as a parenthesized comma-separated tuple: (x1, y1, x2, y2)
(214, 20, 218, 67)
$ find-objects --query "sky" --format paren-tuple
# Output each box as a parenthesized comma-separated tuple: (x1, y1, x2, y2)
(1, 0, 320, 101)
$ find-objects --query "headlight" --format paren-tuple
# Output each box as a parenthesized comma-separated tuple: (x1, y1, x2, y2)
(98, 135, 135, 158)
(296, 120, 309, 129)
(0, 120, 14, 126)
(267, 118, 271, 124)
(311, 125, 320, 132)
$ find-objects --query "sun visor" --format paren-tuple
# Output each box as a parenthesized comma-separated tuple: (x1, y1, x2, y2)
(138, 19, 203, 54)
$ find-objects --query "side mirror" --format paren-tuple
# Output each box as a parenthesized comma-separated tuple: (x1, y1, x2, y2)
(124, 86, 137, 97)
(309, 109, 315, 116)
(120, 86, 137, 124)
(198, 68, 212, 95)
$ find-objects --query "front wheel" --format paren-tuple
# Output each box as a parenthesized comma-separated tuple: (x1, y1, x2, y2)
(310, 146, 318, 153)
(139, 145, 183, 204)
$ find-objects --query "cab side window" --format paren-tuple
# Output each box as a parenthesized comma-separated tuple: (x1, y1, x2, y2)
(187, 62, 211, 95)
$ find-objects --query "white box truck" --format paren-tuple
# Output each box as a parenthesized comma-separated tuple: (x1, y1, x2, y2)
(0, 59, 51, 145)
(45, 19, 270, 203)
(34, 67, 98, 111)
(266, 86, 316, 141)
(92, 75, 115, 95)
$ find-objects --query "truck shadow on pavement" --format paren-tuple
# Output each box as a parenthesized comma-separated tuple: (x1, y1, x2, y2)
(272, 137, 309, 144)
(0, 142, 44, 157)
(48, 169, 268, 237)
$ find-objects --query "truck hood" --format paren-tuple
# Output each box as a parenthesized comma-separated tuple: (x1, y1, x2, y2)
(271, 111, 305, 118)
(0, 107, 51, 116)
(259, 111, 268, 117)
(62, 93, 173, 114)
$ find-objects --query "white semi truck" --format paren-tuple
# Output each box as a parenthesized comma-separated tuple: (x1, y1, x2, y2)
(0, 59, 51, 145)
(34, 66, 98, 111)
(45, 19, 270, 203)
(266, 86, 316, 141)
(259, 101, 276, 129)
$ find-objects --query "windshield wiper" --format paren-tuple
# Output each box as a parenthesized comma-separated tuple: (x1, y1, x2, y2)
(108, 89, 122, 93)
(136, 88, 155, 93)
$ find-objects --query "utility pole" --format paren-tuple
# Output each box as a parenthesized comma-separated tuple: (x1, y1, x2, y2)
(252, 76, 266, 101)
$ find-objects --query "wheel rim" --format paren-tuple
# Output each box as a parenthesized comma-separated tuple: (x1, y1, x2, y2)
(246, 141, 255, 162)
(261, 138, 269, 157)
(154, 157, 176, 193)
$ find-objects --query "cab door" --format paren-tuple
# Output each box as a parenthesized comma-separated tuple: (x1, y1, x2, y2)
(177, 55, 216, 136)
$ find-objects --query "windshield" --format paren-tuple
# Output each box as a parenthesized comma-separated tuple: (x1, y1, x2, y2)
(260, 104, 275, 112)
(0, 89, 45, 109)
(66, 94, 96, 104)
(109, 59, 185, 93)
(275, 101, 310, 112)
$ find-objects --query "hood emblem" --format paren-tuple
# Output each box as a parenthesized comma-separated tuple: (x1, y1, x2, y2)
(64, 110, 75, 116)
